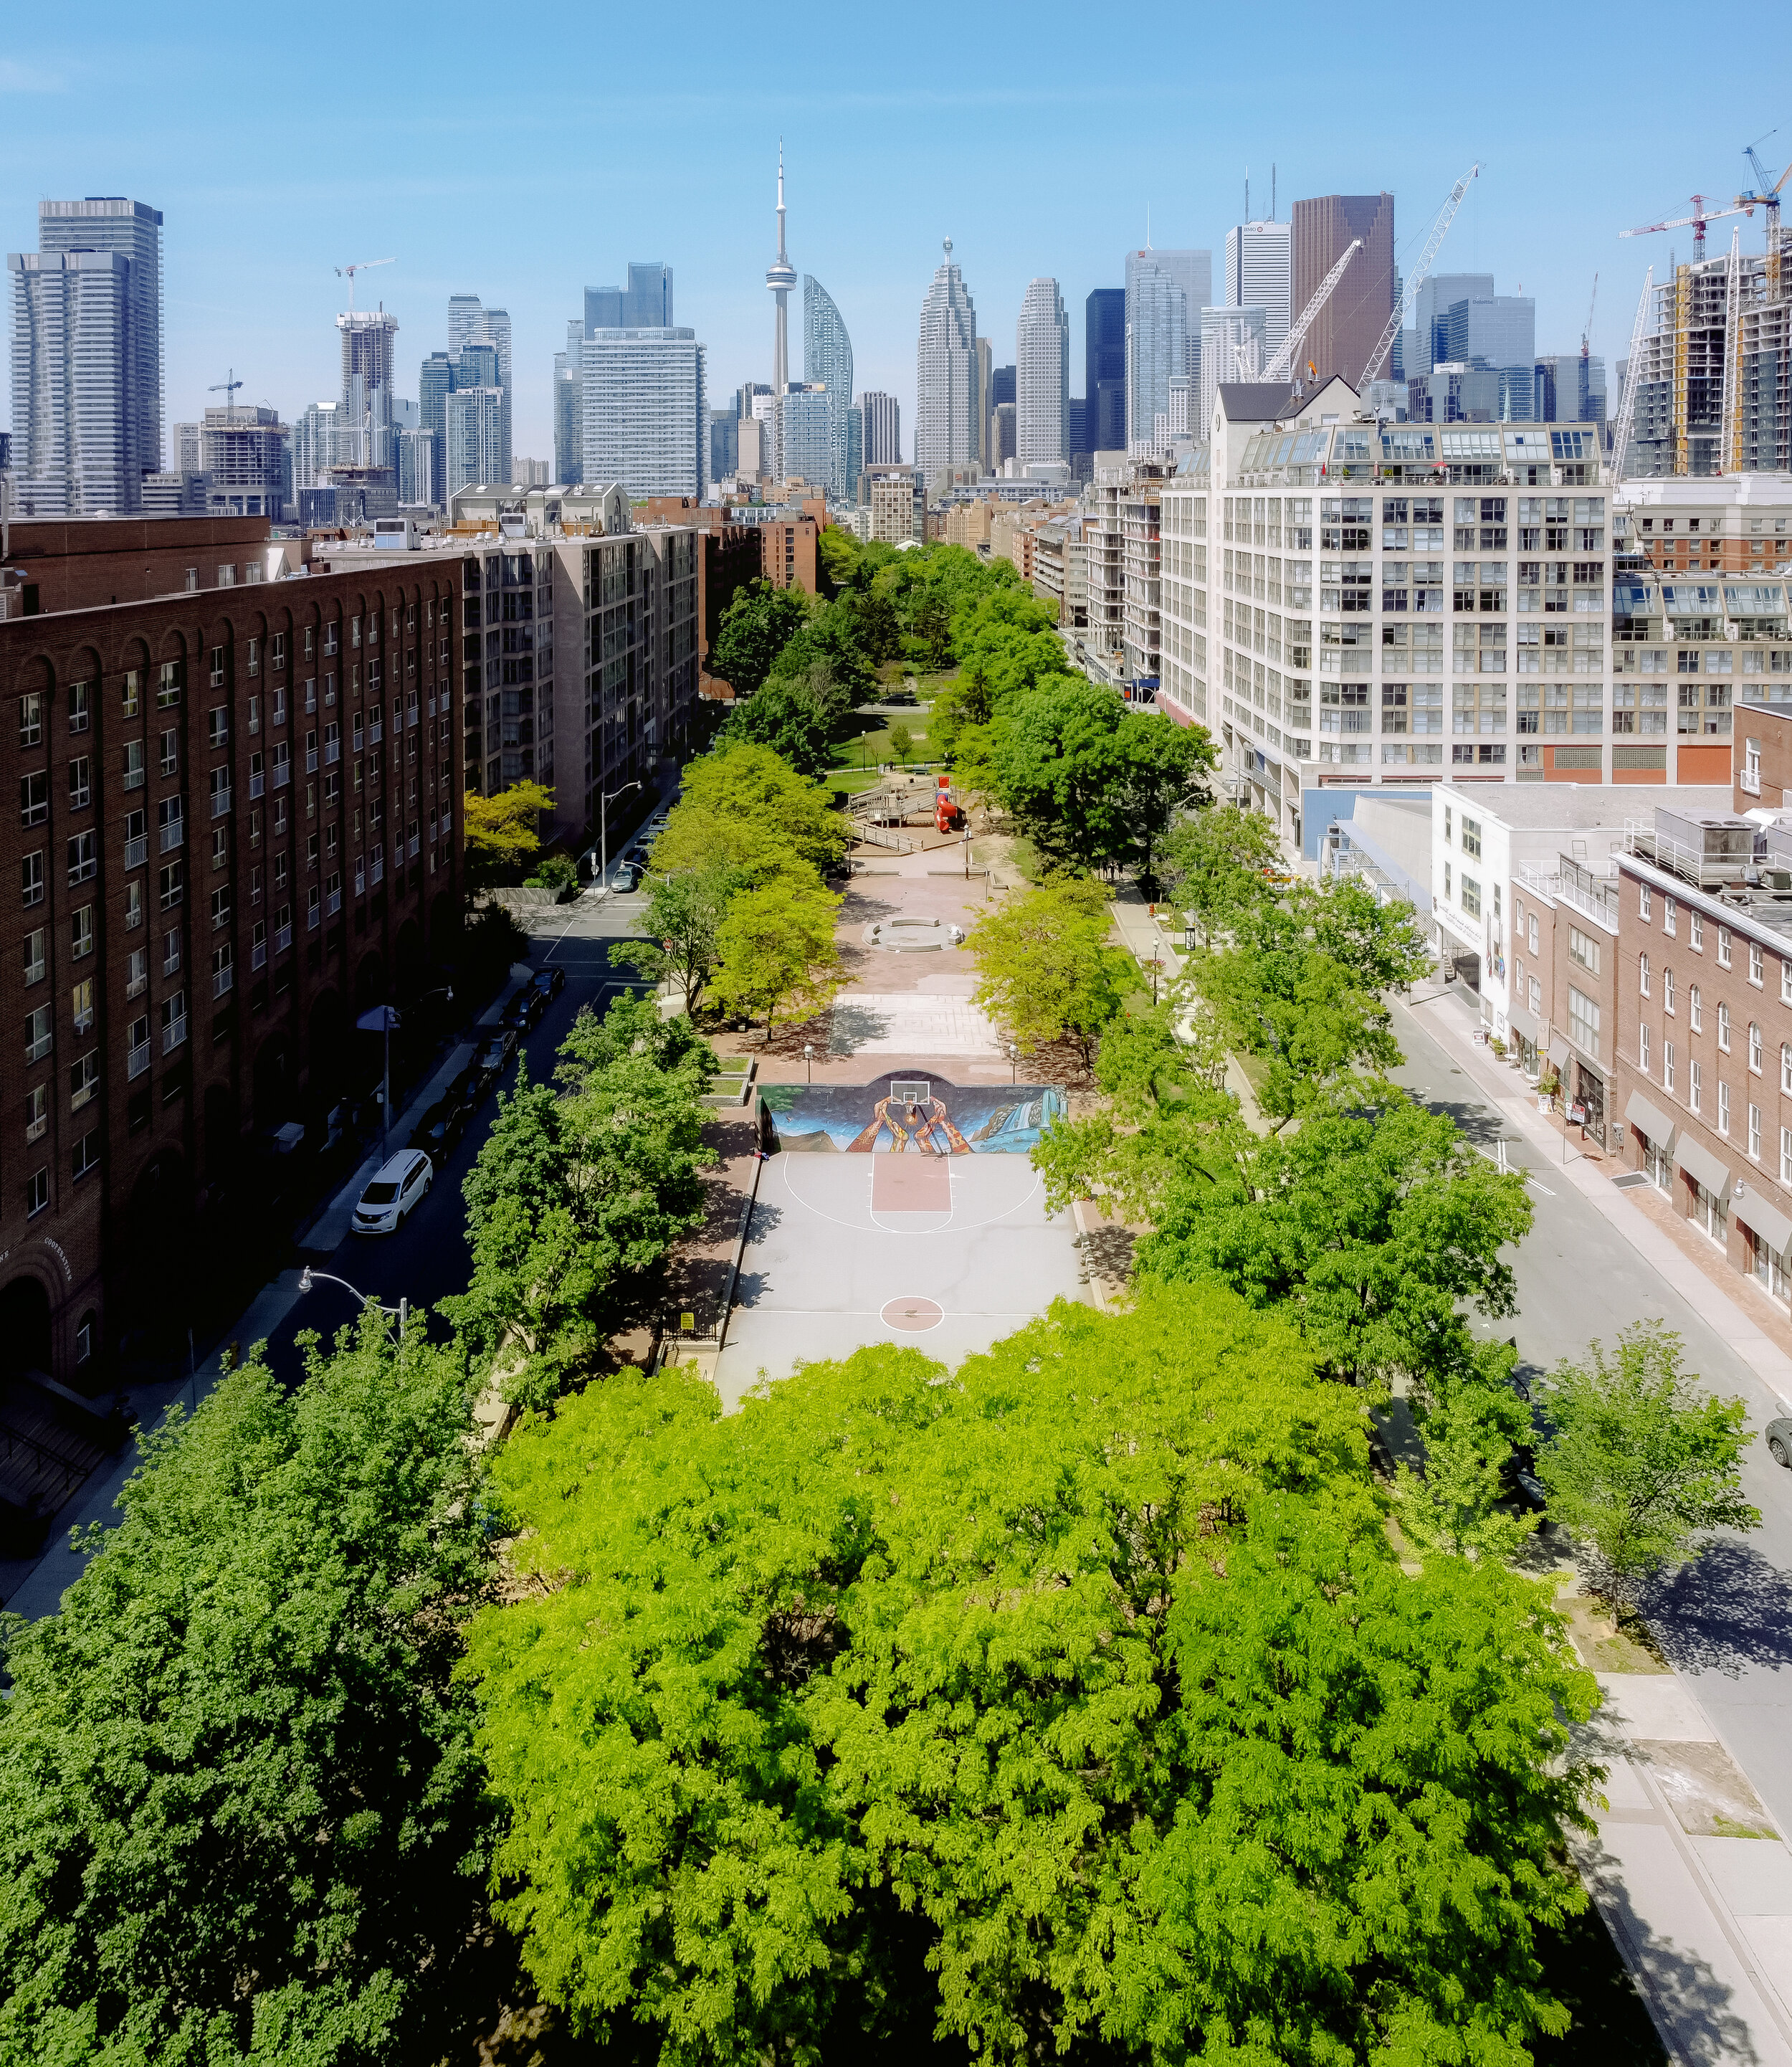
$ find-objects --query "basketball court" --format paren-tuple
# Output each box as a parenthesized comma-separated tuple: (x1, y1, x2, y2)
(712, 1141, 1085, 1410)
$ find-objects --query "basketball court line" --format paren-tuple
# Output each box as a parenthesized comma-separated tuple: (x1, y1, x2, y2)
(773, 1153, 1044, 1236)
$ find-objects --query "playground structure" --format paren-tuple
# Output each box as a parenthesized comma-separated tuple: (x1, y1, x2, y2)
(849, 770, 965, 840)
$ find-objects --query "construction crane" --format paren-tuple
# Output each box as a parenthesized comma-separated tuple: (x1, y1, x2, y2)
(334, 257, 394, 313)
(1738, 133, 1790, 304)
(1581, 273, 1598, 366)
(1607, 265, 1654, 485)
(1619, 194, 1749, 262)
(1359, 161, 1480, 387)
(1262, 239, 1360, 386)
(208, 369, 243, 414)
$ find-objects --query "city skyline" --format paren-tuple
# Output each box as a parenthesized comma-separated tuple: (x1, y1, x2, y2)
(0, 7, 1783, 469)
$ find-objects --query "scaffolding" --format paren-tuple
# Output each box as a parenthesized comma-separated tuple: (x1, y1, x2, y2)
(1629, 244, 1792, 477)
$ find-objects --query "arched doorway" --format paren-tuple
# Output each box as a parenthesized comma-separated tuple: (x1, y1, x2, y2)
(0, 1275, 52, 1380)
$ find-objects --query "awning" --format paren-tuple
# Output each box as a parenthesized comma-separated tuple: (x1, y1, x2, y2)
(1548, 1035, 1571, 1070)
(1507, 1002, 1537, 1042)
(1676, 1134, 1733, 1200)
(1625, 1091, 1677, 1151)
(1736, 1187, 1792, 1257)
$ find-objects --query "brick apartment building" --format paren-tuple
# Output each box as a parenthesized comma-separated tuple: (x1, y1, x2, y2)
(0, 522, 468, 1383)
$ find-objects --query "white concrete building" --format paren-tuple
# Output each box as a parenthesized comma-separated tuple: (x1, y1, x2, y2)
(447, 387, 507, 497)
(1224, 219, 1292, 366)
(581, 328, 708, 498)
(1015, 277, 1068, 468)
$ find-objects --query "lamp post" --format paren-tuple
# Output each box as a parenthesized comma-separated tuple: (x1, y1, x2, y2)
(356, 987, 452, 1161)
(598, 779, 643, 895)
(1006, 1040, 1019, 1085)
(297, 1265, 407, 1338)
(804, 1042, 814, 1083)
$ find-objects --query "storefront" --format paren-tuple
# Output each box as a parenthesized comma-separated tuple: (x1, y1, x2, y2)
(1676, 1134, 1733, 1250)
(1735, 1187, 1792, 1307)
(1624, 1090, 1677, 1193)
(1506, 999, 1540, 1080)
(1572, 1055, 1608, 1149)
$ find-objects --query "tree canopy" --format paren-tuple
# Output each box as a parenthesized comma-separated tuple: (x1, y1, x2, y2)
(967, 875, 1133, 1063)
(462, 778, 556, 885)
(652, 742, 849, 885)
(0, 1319, 497, 2067)
(467, 1286, 1600, 2067)
(710, 875, 844, 1045)
(711, 581, 812, 699)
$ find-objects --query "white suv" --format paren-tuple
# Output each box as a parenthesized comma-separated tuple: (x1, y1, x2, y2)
(353, 1150, 432, 1235)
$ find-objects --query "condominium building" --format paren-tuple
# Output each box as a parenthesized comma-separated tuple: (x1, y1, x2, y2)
(586, 265, 675, 332)
(915, 241, 980, 476)
(1626, 247, 1792, 477)
(1619, 476, 1792, 576)
(0, 518, 467, 1385)
(396, 427, 436, 505)
(1155, 377, 1619, 849)
(1125, 250, 1208, 451)
(446, 387, 507, 495)
(175, 422, 202, 474)
(1224, 220, 1292, 367)
(866, 464, 918, 543)
(1087, 288, 1127, 458)
(581, 330, 708, 498)
(1290, 194, 1393, 388)
(802, 274, 854, 499)
(200, 406, 289, 521)
(860, 391, 901, 465)
(1015, 277, 1069, 467)
(337, 311, 400, 472)
(292, 400, 348, 492)
(781, 385, 834, 496)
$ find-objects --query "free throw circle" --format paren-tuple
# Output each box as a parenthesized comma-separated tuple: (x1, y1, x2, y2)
(881, 1296, 944, 1332)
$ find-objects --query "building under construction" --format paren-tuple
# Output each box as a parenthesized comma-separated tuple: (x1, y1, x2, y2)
(1627, 246, 1791, 476)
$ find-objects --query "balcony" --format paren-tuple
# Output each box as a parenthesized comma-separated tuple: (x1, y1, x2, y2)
(127, 1040, 151, 1080)
(249, 771, 264, 799)
(124, 835, 147, 870)
(159, 817, 184, 853)
(211, 787, 232, 819)
(161, 1015, 186, 1055)
(273, 922, 292, 955)
(213, 965, 233, 999)
(252, 939, 267, 971)
(272, 759, 290, 789)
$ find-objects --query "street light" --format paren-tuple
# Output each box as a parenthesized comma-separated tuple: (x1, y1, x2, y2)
(1005, 1040, 1019, 1085)
(596, 779, 643, 895)
(356, 987, 452, 1162)
(297, 1265, 408, 1337)
(804, 1042, 814, 1083)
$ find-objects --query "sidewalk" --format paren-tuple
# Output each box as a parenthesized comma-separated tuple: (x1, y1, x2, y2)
(1407, 986, 1792, 2064)
(0, 963, 540, 1622)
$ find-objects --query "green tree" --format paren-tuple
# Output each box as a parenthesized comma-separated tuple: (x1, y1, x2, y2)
(1110, 707, 1217, 883)
(0, 1318, 497, 2066)
(609, 859, 745, 1012)
(886, 721, 912, 764)
(652, 741, 849, 885)
(1160, 800, 1282, 943)
(714, 675, 834, 778)
(1538, 1321, 1761, 1594)
(462, 777, 556, 886)
(711, 581, 811, 698)
(466, 1286, 1599, 2067)
(711, 876, 844, 1045)
(968, 876, 1130, 1065)
(1394, 1378, 1543, 1562)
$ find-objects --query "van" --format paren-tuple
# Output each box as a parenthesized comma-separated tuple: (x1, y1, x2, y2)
(352, 1150, 432, 1235)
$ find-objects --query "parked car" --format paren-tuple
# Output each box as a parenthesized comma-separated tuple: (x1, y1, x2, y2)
(448, 1063, 483, 1111)
(477, 1027, 518, 1079)
(409, 1101, 464, 1157)
(611, 860, 640, 894)
(353, 1150, 433, 1235)
(531, 966, 566, 1007)
(1766, 1402, 1792, 1468)
(502, 986, 543, 1033)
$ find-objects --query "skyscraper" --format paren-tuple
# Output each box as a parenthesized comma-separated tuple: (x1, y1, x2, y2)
(337, 310, 399, 470)
(1124, 252, 1193, 452)
(860, 391, 900, 464)
(292, 399, 348, 489)
(1406, 272, 1494, 378)
(1086, 287, 1126, 456)
(783, 385, 833, 490)
(1224, 219, 1292, 367)
(6, 196, 164, 515)
(1291, 193, 1393, 389)
(447, 386, 506, 495)
(582, 328, 707, 496)
(802, 272, 854, 498)
(766, 146, 797, 480)
(585, 265, 674, 331)
(1199, 305, 1267, 434)
(915, 240, 979, 478)
(1016, 277, 1068, 467)
(444, 296, 512, 477)
(976, 336, 993, 469)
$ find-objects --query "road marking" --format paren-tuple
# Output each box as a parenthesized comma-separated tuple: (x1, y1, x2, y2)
(1525, 1175, 1556, 1195)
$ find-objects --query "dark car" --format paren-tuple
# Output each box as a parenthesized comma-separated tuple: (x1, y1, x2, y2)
(447, 1063, 483, 1111)
(502, 987, 542, 1033)
(477, 1027, 518, 1079)
(1766, 1403, 1792, 1468)
(531, 966, 566, 1007)
(409, 1100, 464, 1156)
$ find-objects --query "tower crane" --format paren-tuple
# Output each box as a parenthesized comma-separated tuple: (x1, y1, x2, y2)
(1737, 134, 1790, 304)
(334, 257, 394, 313)
(1607, 265, 1654, 486)
(1359, 161, 1480, 388)
(1619, 196, 1748, 262)
(1581, 273, 1598, 365)
(208, 369, 243, 412)
(1262, 239, 1360, 386)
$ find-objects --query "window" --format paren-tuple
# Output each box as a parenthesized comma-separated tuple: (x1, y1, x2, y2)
(25, 1083, 45, 1143)
(1750, 1022, 1763, 1073)
(162, 927, 181, 975)
(23, 851, 44, 908)
(209, 645, 226, 686)
(67, 756, 90, 810)
(1750, 940, 1764, 987)
(157, 662, 181, 708)
(24, 929, 44, 985)
(1690, 911, 1705, 951)
(1639, 951, 1651, 996)
(1691, 1056, 1705, 1113)
(1664, 895, 1677, 938)
(1444, 805, 1452, 844)
(1750, 1102, 1762, 1162)
(161, 990, 187, 1052)
(19, 771, 47, 827)
(1719, 1079, 1731, 1137)
(69, 1051, 98, 1111)
(1568, 926, 1601, 975)
(123, 739, 143, 789)
(19, 692, 42, 746)
(159, 860, 184, 911)
(210, 885, 231, 931)
(66, 832, 96, 885)
(161, 728, 178, 777)
(1718, 925, 1733, 969)
(1689, 983, 1703, 1031)
(208, 708, 229, 751)
(1461, 815, 1482, 860)
(126, 946, 146, 997)
(1782, 1126, 1792, 1185)
(1461, 874, 1481, 918)
(125, 880, 142, 931)
(25, 1004, 52, 1063)
(67, 681, 90, 733)
(1528, 913, 1539, 953)
(1718, 1000, 1731, 1051)
(27, 1168, 48, 1219)
(70, 979, 92, 1035)
(1664, 966, 1677, 1014)
(1665, 1040, 1677, 1093)
(72, 1131, 98, 1182)
(1640, 1022, 1652, 1074)
(1639, 882, 1652, 922)
(1568, 985, 1601, 1059)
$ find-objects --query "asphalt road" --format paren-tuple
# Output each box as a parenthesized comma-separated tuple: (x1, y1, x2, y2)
(1388, 989, 1792, 1840)
(255, 895, 652, 1387)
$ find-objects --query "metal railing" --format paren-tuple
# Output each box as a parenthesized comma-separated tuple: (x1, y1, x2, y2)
(249, 771, 264, 799)
(123, 834, 146, 870)
(273, 922, 292, 954)
(272, 759, 290, 789)
(159, 817, 183, 852)
(211, 787, 232, 819)
(161, 1015, 186, 1054)
(325, 888, 342, 916)
(251, 939, 267, 971)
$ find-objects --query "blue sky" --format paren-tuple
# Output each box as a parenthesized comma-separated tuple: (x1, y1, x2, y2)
(3, 1, 1788, 466)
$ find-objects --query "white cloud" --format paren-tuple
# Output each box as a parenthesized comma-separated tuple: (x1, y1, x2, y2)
(0, 59, 65, 92)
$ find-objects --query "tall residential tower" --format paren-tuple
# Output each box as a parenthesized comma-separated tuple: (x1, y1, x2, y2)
(1016, 277, 1068, 467)
(802, 271, 854, 499)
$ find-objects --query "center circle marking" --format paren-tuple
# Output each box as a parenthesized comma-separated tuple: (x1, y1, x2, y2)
(881, 1295, 944, 1332)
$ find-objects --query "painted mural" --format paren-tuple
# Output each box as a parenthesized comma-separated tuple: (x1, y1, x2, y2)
(760, 1077, 1067, 1155)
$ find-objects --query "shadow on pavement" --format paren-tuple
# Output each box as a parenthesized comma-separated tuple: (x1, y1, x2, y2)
(1644, 1537, 1792, 1674)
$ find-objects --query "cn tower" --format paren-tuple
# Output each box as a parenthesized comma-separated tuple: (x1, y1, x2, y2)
(765, 141, 796, 479)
